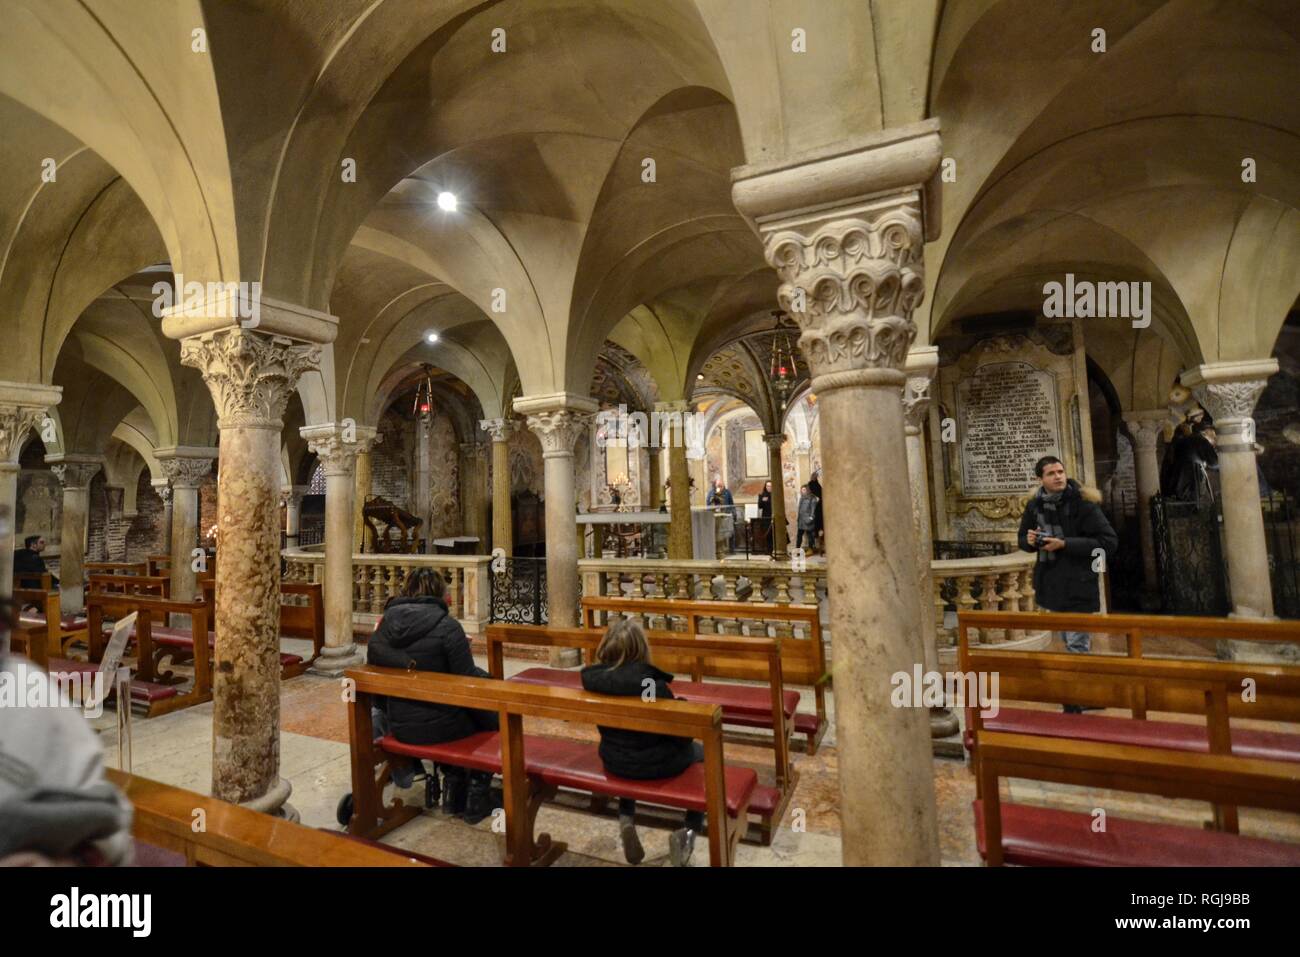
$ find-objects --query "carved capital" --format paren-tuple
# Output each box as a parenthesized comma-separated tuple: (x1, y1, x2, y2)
(525, 410, 589, 458)
(156, 483, 173, 504)
(760, 192, 925, 388)
(902, 376, 932, 433)
(303, 425, 379, 477)
(280, 486, 307, 509)
(1122, 411, 1169, 453)
(762, 432, 785, 451)
(50, 459, 101, 490)
(0, 405, 47, 464)
(479, 417, 518, 443)
(1192, 380, 1268, 424)
(180, 328, 319, 430)
(159, 456, 213, 489)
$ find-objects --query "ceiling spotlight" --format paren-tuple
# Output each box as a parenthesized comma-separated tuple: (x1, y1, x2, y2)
(437, 191, 458, 211)
(426, 332, 439, 344)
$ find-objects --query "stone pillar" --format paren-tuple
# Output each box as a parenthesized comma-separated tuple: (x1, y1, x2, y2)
(152, 480, 173, 555)
(414, 417, 432, 547)
(687, 447, 707, 506)
(794, 441, 812, 491)
(180, 326, 322, 817)
(0, 383, 61, 629)
(1121, 411, 1169, 608)
(302, 424, 377, 676)
(904, 348, 958, 738)
(1181, 361, 1278, 622)
(157, 449, 215, 602)
(764, 433, 789, 558)
(282, 485, 307, 548)
(47, 455, 101, 616)
(518, 395, 596, 661)
(459, 441, 478, 539)
(732, 119, 943, 865)
(647, 448, 662, 509)
(658, 401, 694, 560)
(480, 418, 516, 555)
(353, 448, 373, 554)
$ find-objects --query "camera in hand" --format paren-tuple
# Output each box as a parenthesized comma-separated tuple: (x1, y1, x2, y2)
(1033, 526, 1054, 549)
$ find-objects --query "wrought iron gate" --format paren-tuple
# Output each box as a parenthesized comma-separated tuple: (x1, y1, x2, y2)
(489, 557, 547, 624)
(1151, 494, 1229, 616)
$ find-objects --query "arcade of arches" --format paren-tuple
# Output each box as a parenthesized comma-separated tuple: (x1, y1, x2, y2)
(2, 1, 1299, 867)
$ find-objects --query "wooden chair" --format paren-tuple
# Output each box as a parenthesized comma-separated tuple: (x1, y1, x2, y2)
(582, 595, 828, 753)
(346, 665, 755, 866)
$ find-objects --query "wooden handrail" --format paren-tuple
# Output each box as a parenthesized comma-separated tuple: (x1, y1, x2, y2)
(105, 769, 433, 867)
(960, 610, 1300, 645)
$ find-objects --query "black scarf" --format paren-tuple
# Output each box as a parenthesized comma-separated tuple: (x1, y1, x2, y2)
(1035, 489, 1066, 564)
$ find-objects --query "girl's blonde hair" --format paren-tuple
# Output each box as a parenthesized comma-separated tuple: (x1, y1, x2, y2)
(595, 617, 650, 668)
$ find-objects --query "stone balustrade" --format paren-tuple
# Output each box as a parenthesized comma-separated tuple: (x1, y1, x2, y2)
(932, 550, 1045, 658)
(282, 548, 491, 633)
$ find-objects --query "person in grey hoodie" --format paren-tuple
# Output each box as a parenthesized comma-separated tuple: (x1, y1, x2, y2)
(0, 599, 133, 865)
(796, 484, 817, 552)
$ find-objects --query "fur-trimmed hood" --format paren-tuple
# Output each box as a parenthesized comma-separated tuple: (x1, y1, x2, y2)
(1033, 478, 1102, 505)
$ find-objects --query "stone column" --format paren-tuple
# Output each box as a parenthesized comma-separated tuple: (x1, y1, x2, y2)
(764, 433, 789, 558)
(0, 383, 61, 627)
(282, 485, 307, 548)
(353, 448, 373, 554)
(157, 449, 215, 602)
(180, 327, 322, 817)
(459, 441, 478, 539)
(152, 480, 173, 555)
(647, 448, 662, 508)
(47, 455, 101, 616)
(518, 396, 596, 660)
(1121, 411, 1169, 609)
(1181, 361, 1278, 622)
(302, 424, 376, 676)
(687, 447, 707, 506)
(904, 348, 958, 738)
(732, 119, 943, 865)
(414, 417, 432, 548)
(658, 401, 694, 560)
(793, 441, 812, 490)
(480, 418, 516, 555)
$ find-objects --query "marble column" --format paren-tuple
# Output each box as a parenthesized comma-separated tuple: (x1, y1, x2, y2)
(793, 441, 812, 491)
(459, 441, 478, 538)
(47, 455, 101, 616)
(152, 480, 173, 555)
(0, 383, 61, 634)
(282, 485, 307, 548)
(519, 396, 595, 663)
(180, 327, 321, 817)
(1181, 361, 1278, 623)
(647, 448, 662, 509)
(353, 448, 373, 554)
(904, 348, 958, 738)
(764, 433, 789, 558)
(733, 119, 943, 865)
(658, 401, 694, 560)
(480, 418, 516, 556)
(414, 417, 432, 547)
(157, 449, 215, 602)
(302, 424, 376, 676)
(1121, 411, 1169, 609)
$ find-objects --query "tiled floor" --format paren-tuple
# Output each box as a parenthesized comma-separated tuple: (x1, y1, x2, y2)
(89, 651, 1300, 866)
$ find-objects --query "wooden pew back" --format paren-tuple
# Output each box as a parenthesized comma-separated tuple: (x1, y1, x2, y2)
(14, 571, 53, 591)
(346, 664, 737, 865)
(977, 730, 1300, 866)
(105, 769, 434, 866)
(88, 573, 171, 599)
(11, 586, 59, 668)
(85, 561, 147, 577)
(85, 592, 212, 705)
(280, 581, 324, 658)
(146, 555, 170, 577)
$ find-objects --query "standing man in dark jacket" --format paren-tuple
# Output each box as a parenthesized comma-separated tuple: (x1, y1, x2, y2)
(1018, 457, 1118, 709)
(807, 471, 824, 553)
(367, 569, 499, 822)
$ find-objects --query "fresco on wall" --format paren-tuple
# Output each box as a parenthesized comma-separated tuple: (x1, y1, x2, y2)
(17, 471, 60, 549)
(427, 412, 460, 540)
(508, 427, 543, 496)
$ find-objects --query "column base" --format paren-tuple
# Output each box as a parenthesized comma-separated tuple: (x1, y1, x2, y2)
(929, 706, 960, 739)
(549, 648, 582, 668)
(238, 777, 299, 822)
(308, 643, 367, 676)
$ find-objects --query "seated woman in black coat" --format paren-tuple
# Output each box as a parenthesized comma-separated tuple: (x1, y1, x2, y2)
(367, 568, 499, 824)
(581, 618, 703, 867)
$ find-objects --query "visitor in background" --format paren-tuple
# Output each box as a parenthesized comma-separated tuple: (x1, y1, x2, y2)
(367, 568, 501, 824)
(581, 618, 704, 867)
(0, 597, 133, 865)
(807, 470, 824, 551)
(796, 484, 817, 553)
(757, 480, 773, 553)
(1018, 455, 1117, 713)
(13, 534, 58, 588)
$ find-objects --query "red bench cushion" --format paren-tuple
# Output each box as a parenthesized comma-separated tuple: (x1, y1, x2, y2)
(148, 629, 302, 667)
(46, 657, 178, 703)
(380, 732, 757, 817)
(20, 613, 88, 632)
(510, 667, 803, 722)
(970, 707, 1300, 763)
(973, 799, 1300, 867)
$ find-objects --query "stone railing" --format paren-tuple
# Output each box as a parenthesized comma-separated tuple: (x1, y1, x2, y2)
(932, 550, 1045, 652)
(578, 557, 828, 638)
(282, 549, 491, 633)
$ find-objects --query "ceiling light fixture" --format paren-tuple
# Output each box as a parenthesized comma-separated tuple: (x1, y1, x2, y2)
(426, 331, 439, 344)
(437, 191, 458, 211)
(413, 364, 436, 419)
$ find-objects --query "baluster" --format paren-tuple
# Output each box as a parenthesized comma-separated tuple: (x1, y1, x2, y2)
(355, 565, 367, 614)
(1001, 571, 1024, 640)
(980, 572, 1003, 641)
(935, 577, 953, 649)
(773, 573, 794, 639)
(1020, 567, 1036, 612)
(369, 565, 385, 614)
(957, 575, 979, 644)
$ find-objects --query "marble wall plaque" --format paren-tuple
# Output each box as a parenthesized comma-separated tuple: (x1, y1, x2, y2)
(957, 360, 1061, 495)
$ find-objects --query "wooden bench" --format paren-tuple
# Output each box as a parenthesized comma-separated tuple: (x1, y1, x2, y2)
(14, 584, 88, 659)
(71, 592, 213, 716)
(486, 622, 793, 843)
(346, 665, 756, 866)
(146, 554, 169, 577)
(85, 561, 147, 577)
(976, 730, 1300, 866)
(105, 769, 447, 866)
(581, 595, 828, 753)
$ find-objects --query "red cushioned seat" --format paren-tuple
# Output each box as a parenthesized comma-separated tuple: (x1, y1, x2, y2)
(973, 707, 1300, 763)
(46, 658, 178, 704)
(380, 732, 757, 817)
(280, 653, 304, 667)
(148, 630, 302, 669)
(510, 667, 802, 722)
(20, 613, 88, 632)
(747, 784, 782, 817)
(973, 799, 1300, 867)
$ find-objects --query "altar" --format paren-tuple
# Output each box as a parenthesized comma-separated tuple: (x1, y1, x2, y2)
(577, 508, 718, 560)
